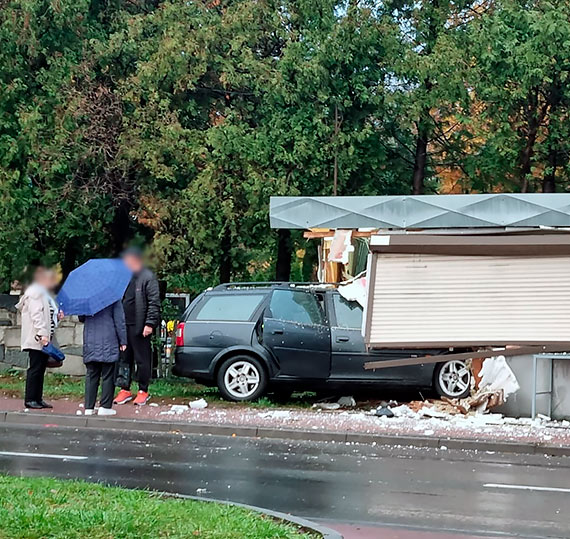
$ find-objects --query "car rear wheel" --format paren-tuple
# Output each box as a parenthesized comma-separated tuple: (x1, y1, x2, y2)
(434, 360, 471, 399)
(217, 355, 267, 402)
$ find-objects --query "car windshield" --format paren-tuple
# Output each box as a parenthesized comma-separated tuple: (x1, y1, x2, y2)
(333, 294, 363, 329)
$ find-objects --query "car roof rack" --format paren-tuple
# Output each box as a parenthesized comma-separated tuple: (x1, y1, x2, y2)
(212, 282, 339, 291)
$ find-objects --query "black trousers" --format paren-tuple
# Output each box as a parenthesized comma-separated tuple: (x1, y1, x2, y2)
(85, 362, 116, 409)
(25, 349, 49, 404)
(123, 325, 152, 392)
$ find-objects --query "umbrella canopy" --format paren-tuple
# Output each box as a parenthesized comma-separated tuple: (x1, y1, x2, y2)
(57, 259, 132, 316)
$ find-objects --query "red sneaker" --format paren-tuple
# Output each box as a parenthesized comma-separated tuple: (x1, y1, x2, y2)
(133, 391, 150, 406)
(114, 389, 133, 405)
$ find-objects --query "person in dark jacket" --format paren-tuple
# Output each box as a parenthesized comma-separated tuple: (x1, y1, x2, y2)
(115, 248, 160, 406)
(80, 301, 127, 416)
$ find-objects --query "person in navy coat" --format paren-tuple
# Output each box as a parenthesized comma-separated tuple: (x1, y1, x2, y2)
(80, 301, 127, 416)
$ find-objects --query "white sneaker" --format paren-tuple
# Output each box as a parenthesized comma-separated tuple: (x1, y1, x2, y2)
(97, 407, 117, 416)
(84, 409, 95, 416)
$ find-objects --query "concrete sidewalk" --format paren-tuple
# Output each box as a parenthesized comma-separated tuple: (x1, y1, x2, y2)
(1, 395, 570, 456)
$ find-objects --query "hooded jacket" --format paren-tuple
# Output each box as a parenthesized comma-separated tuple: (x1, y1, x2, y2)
(16, 284, 52, 351)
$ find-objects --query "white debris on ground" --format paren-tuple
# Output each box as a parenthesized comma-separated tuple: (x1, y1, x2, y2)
(160, 404, 189, 415)
(132, 396, 570, 447)
(313, 402, 340, 410)
(480, 355, 520, 398)
(189, 398, 208, 409)
(445, 355, 520, 414)
(259, 410, 291, 419)
(337, 396, 356, 407)
(103, 354, 568, 447)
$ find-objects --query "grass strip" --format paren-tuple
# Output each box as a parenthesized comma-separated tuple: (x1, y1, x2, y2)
(0, 475, 317, 538)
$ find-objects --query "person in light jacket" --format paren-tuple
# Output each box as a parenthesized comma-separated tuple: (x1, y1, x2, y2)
(80, 301, 127, 416)
(16, 267, 60, 409)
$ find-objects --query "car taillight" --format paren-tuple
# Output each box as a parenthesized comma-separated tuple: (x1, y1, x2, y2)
(175, 322, 185, 347)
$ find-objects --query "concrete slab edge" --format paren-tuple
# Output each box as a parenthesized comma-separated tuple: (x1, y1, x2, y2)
(2, 411, 569, 458)
(165, 492, 342, 539)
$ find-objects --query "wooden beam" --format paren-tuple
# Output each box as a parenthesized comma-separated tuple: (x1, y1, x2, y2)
(363, 344, 570, 370)
(303, 230, 378, 239)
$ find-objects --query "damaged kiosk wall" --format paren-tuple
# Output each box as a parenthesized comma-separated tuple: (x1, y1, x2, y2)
(363, 234, 570, 370)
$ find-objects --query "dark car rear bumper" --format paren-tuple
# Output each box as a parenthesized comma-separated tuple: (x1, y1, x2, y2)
(173, 348, 214, 380)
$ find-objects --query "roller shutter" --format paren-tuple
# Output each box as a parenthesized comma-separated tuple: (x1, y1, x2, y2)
(365, 252, 570, 348)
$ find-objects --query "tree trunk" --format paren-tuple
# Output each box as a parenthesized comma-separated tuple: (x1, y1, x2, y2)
(519, 88, 549, 193)
(542, 147, 557, 193)
(219, 232, 232, 284)
(412, 115, 429, 195)
(518, 128, 538, 193)
(61, 240, 79, 285)
(110, 200, 132, 255)
(302, 239, 319, 282)
(411, 0, 439, 196)
(275, 229, 292, 281)
(333, 104, 339, 196)
(542, 82, 562, 194)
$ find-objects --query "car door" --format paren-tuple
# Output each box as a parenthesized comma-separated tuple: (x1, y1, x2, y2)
(329, 292, 429, 382)
(263, 288, 331, 379)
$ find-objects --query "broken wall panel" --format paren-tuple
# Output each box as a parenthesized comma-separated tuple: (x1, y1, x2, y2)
(365, 252, 570, 348)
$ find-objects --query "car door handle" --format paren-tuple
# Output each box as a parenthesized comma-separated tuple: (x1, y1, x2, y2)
(336, 336, 350, 342)
(272, 329, 284, 335)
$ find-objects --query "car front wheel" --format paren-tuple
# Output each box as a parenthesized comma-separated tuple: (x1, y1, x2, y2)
(217, 355, 267, 402)
(434, 360, 471, 399)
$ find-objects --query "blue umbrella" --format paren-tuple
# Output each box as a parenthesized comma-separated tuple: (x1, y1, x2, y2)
(57, 259, 132, 316)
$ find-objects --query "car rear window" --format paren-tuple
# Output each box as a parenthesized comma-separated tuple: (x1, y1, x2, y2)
(194, 294, 266, 321)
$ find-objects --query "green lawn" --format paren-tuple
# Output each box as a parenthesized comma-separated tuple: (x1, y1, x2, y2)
(0, 476, 317, 538)
(0, 371, 223, 403)
(0, 371, 316, 408)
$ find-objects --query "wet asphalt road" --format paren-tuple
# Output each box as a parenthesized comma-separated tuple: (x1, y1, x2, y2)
(0, 424, 569, 538)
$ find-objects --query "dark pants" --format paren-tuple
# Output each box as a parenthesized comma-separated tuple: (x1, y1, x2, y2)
(85, 362, 116, 409)
(123, 325, 152, 392)
(25, 349, 48, 404)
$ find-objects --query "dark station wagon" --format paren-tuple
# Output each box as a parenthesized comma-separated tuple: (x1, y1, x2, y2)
(173, 283, 472, 401)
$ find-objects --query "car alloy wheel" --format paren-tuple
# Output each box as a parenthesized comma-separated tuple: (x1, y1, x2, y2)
(223, 360, 261, 399)
(437, 360, 471, 398)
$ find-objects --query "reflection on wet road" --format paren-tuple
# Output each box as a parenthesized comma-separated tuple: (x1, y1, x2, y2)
(0, 424, 569, 538)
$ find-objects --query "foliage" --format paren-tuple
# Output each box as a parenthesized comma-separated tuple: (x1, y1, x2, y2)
(1, 0, 570, 291)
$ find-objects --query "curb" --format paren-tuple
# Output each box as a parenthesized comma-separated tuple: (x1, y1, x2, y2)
(166, 492, 342, 539)
(1, 410, 569, 458)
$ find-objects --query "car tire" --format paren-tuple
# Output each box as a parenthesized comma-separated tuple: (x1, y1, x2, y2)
(434, 359, 471, 399)
(217, 355, 268, 402)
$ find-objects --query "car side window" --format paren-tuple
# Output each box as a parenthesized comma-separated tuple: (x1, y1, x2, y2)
(332, 295, 363, 329)
(194, 294, 266, 321)
(268, 290, 325, 326)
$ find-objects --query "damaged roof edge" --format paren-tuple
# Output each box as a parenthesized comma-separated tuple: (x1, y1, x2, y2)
(270, 194, 570, 230)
